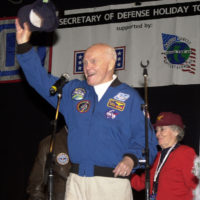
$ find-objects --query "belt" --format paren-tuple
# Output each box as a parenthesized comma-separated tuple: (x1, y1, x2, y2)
(70, 163, 130, 179)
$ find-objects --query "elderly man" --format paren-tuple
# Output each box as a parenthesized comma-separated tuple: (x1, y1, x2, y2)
(15, 19, 158, 200)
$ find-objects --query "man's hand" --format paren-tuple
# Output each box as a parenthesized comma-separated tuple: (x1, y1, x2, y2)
(113, 156, 134, 177)
(15, 18, 31, 44)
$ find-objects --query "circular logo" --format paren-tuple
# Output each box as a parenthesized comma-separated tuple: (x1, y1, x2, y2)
(72, 88, 86, 100)
(166, 42, 190, 64)
(56, 153, 69, 165)
(77, 100, 90, 113)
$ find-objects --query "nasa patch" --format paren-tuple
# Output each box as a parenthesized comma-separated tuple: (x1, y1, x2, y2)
(105, 109, 119, 119)
(77, 100, 90, 113)
(72, 88, 86, 100)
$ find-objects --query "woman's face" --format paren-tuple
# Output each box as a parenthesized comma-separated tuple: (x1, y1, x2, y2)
(156, 126, 178, 149)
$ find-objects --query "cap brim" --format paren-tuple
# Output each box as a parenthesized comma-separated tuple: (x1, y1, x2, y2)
(153, 122, 166, 129)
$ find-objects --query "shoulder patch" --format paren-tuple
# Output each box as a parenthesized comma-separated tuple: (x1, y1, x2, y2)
(56, 153, 69, 165)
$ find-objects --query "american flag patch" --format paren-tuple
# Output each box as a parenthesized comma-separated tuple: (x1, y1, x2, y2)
(73, 46, 125, 74)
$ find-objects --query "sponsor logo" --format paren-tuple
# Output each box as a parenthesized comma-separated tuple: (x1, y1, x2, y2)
(161, 33, 196, 74)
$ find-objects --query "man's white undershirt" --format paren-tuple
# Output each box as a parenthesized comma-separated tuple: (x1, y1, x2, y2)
(94, 74, 117, 101)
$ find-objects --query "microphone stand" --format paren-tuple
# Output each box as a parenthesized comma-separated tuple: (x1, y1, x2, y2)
(140, 60, 150, 200)
(45, 88, 63, 200)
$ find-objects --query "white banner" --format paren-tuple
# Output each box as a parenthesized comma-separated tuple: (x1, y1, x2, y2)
(52, 0, 200, 87)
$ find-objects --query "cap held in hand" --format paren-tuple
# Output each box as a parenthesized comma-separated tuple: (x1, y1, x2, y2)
(17, 0, 59, 32)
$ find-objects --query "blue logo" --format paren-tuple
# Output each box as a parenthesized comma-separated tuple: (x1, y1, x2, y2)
(161, 33, 196, 74)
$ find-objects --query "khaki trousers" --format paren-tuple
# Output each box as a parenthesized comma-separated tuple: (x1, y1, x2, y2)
(65, 173, 133, 200)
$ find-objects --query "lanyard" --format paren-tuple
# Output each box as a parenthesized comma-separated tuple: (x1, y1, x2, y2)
(153, 143, 176, 182)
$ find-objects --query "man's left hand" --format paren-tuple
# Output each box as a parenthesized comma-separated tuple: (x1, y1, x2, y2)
(113, 156, 134, 177)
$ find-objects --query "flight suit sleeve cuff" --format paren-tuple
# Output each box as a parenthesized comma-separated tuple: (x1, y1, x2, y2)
(123, 153, 139, 168)
(17, 42, 32, 54)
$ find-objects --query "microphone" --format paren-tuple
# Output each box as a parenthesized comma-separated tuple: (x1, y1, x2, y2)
(50, 73, 70, 95)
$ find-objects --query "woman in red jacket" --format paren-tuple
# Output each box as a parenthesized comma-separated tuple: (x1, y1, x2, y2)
(131, 112, 198, 200)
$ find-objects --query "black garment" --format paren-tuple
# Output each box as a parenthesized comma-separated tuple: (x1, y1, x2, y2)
(27, 126, 71, 200)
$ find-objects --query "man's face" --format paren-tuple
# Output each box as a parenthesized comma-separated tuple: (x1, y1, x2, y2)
(83, 45, 114, 86)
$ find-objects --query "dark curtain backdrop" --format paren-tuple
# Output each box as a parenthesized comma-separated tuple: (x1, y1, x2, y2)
(1, 81, 199, 200)
(0, 0, 199, 200)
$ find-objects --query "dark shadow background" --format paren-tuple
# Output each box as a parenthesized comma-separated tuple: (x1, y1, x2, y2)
(0, 0, 199, 200)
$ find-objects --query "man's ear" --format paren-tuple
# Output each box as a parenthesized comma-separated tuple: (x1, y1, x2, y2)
(108, 59, 115, 72)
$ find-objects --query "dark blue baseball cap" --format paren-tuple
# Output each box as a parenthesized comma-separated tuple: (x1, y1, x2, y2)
(17, 0, 59, 32)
